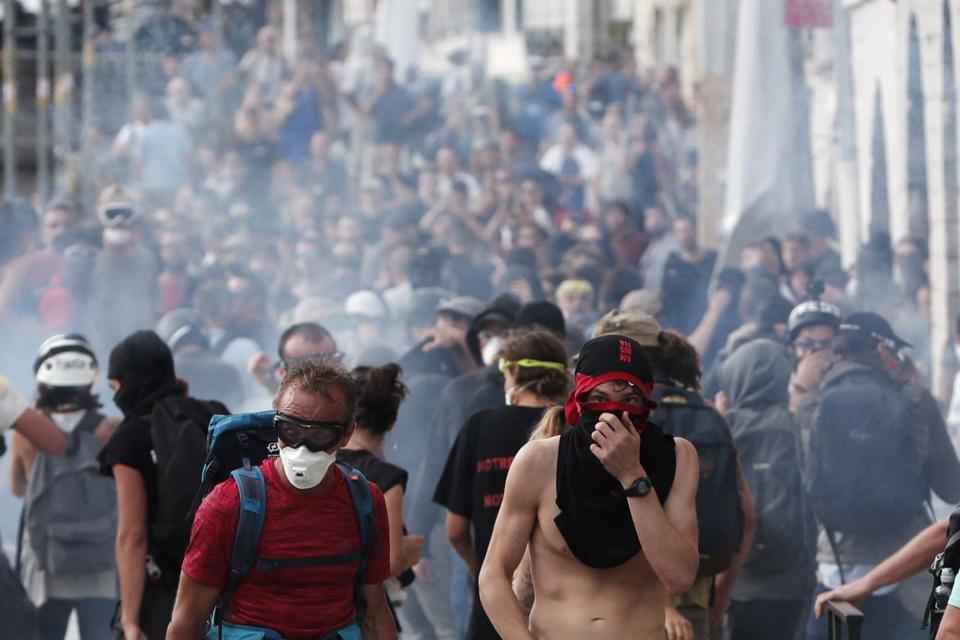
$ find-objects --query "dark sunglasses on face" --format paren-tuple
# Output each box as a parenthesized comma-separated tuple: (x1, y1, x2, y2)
(274, 413, 350, 452)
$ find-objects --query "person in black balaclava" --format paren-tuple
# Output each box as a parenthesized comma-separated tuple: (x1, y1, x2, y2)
(98, 330, 226, 640)
(106, 330, 182, 419)
(478, 334, 699, 640)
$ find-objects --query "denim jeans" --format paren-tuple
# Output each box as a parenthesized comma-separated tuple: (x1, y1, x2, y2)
(397, 523, 459, 640)
(39, 597, 116, 640)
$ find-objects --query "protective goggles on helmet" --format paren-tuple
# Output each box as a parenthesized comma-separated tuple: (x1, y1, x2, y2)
(274, 413, 350, 452)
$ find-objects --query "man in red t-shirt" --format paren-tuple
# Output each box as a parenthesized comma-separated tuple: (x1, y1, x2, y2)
(167, 361, 396, 640)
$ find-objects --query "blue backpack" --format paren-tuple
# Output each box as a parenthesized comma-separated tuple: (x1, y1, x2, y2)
(196, 412, 376, 640)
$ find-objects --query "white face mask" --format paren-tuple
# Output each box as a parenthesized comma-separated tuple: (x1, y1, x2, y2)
(103, 227, 133, 246)
(50, 410, 85, 433)
(278, 443, 337, 490)
(482, 336, 505, 367)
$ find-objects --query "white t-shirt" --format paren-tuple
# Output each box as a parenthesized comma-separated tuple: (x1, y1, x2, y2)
(0, 376, 27, 433)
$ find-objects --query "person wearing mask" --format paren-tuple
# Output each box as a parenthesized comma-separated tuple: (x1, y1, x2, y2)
(89, 189, 159, 354)
(167, 360, 397, 640)
(479, 335, 699, 639)
(715, 339, 817, 639)
(594, 310, 755, 640)
(12, 334, 119, 640)
(435, 328, 569, 640)
(338, 364, 424, 612)
(98, 330, 225, 640)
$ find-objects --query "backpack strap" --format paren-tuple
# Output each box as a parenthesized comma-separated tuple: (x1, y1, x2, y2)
(216, 467, 267, 626)
(338, 463, 376, 621)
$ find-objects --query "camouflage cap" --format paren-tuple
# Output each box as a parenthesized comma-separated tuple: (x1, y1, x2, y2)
(593, 309, 662, 346)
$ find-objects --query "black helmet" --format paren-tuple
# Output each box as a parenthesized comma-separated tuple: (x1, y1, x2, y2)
(787, 300, 842, 343)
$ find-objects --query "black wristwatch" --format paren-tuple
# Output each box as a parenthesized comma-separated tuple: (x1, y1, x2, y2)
(622, 476, 653, 498)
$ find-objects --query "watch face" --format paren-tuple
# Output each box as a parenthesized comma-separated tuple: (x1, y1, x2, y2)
(628, 477, 652, 497)
(636, 477, 652, 495)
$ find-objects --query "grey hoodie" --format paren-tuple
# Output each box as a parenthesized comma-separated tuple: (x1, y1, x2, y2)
(718, 339, 817, 601)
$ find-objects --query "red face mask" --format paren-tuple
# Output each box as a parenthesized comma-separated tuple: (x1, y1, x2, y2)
(564, 371, 657, 426)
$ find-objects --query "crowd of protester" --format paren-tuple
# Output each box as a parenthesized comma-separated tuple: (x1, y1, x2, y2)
(3, 2, 960, 640)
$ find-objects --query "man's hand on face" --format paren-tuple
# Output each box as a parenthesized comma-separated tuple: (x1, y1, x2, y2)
(589, 412, 645, 486)
(423, 322, 468, 353)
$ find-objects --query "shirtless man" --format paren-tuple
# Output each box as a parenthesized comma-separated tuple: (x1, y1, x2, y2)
(479, 334, 699, 640)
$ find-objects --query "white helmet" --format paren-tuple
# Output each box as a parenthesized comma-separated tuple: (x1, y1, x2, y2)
(345, 290, 388, 320)
(34, 334, 98, 387)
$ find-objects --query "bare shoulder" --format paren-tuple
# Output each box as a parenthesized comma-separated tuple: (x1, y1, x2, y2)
(505, 437, 558, 498)
(513, 437, 558, 474)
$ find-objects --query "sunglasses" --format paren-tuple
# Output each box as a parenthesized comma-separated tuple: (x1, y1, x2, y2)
(274, 413, 351, 452)
(793, 337, 832, 354)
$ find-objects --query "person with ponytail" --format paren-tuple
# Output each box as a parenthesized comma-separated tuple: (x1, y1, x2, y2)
(433, 327, 568, 640)
(338, 363, 425, 591)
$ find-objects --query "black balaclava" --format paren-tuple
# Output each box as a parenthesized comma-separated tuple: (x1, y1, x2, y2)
(108, 330, 180, 418)
(555, 334, 676, 569)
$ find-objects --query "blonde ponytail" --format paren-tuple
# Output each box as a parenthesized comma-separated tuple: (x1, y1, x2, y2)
(528, 405, 567, 442)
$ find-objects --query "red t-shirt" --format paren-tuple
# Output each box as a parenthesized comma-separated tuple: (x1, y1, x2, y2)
(182, 460, 390, 638)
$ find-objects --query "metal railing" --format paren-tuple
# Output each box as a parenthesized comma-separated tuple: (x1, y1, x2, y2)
(824, 600, 864, 640)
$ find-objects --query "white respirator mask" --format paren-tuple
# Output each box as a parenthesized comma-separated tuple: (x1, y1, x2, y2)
(481, 336, 505, 367)
(50, 410, 85, 434)
(278, 443, 337, 490)
(103, 227, 133, 246)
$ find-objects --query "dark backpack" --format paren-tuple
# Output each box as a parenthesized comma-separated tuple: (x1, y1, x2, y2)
(652, 386, 745, 575)
(728, 411, 813, 576)
(198, 412, 376, 639)
(148, 396, 229, 574)
(24, 412, 116, 576)
(806, 367, 929, 537)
